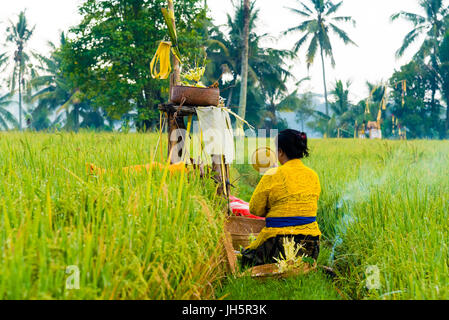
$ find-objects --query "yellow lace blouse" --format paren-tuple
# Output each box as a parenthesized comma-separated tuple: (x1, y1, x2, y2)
(247, 159, 321, 250)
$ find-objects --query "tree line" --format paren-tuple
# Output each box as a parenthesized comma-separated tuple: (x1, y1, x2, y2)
(0, 0, 448, 139)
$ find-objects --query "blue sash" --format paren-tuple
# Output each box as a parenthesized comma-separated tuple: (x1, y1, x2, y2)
(265, 216, 316, 228)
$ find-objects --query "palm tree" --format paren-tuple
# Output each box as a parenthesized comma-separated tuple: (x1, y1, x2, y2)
(32, 33, 79, 131)
(206, 1, 294, 127)
(6, 10, 36, 131)
(440, 32, 449, 136)
(237, 0, 251, 133)
(293, 92, 315, 132)
(330, 80, 351, 115)
(330, 80, 358, 132)
(278, 78, 315, 131)
(0, 93, 18, 130)
(205, 0, 261, 103)
(32, 33, 100, 132)
(391, 0, 448, 59)
(260, 75, 307, 129)
(309, 80, 357, 137)
(283, 0, 357, 117)
(0, 53, 18, 130)
(391, 0, 449, 129)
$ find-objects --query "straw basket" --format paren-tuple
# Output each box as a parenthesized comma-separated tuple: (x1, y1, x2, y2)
(170, 86, 220, 106)
(224, 216, 266, 251)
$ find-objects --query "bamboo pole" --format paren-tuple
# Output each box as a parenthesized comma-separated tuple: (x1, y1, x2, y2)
(211, 155, 231, 200)
(167, 0, 185, 164)
(168, 0, 180, 90)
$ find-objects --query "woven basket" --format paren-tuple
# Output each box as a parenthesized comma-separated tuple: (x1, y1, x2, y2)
(170, 86, 220, 106)
(249, 262, 317, 280)
(229, 233, 258, 251)
(225, 217, 266, 251)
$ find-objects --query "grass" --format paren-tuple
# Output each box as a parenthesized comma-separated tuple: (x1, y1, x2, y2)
(225, 139, 449, 300)
(328, 140, 449, 299)
(216, 244, 343, 300)
(0, 132, 226, 300)
(0, 132, 448, 300)
(217, 270, 341, 300)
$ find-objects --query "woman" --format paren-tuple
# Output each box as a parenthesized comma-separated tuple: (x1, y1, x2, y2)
(241, 129, 321, 267)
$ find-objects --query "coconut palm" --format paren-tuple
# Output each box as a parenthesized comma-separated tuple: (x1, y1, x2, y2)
(293, 92, 315, 132)
(330, 80, 361, 132)
(440, 33, 449, 136)
(205, 1, 258, 104)
(0, 93, 18, 130)
(5, 11, 36, 131)
(32, 33, 77, 130)
(33, 33, 101, 131)
(0, 53, 18, 130)
(330, 80, 351, 116)
(237, 0, 251, 133)
(206, 1, 262, 103)
(260, 75, 307, 129)
(391, 0, 448, 59)
(308, 80, 358, 137)
(283, 0, 357, 117)
(391, 0, 449, 127)
(206, 1, 294, 127)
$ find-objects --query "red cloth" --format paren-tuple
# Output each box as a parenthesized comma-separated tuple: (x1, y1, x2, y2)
(229, 195, 265, 220)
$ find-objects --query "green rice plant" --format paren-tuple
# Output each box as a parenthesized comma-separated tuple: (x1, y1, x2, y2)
(227, 139, 449, 300)
(0, 131, 227, 300)
(329, 140, 449, 300)
(1, 132, 448, 300)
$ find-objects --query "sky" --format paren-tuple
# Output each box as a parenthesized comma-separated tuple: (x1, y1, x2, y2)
(0, 0, 438, 104)
(0, 0, 82, 55)
(208, 0, 428, 103)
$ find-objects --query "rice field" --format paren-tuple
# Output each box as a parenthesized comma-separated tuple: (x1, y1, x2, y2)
(0, 132, 226, 300)
(225, 139, 449, 300)
(0, 132, 448, 300)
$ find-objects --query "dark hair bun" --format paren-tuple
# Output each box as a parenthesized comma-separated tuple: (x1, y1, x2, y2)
(277, 129, 310, 159)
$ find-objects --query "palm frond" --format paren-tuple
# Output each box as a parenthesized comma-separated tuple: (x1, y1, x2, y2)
(285, 6, 311, 18)
(396, 26, 426, 58)
(297, 0, 314, 14)
(205, 39, 231, 57)
(314, 109, 331, 120)
(0, 107, 19, 128)
(332, 16, 356, 27)
(391, 11, 426, 25)
(326, 1, 343, 16)
(329, 23, 357, 46)
(293, 33, 311, 53)
(306, 34, 319, 68)
(50, 113, 64, 128)
(0, 116, 9, 130)
(283, 19, 316, 35)
(311, 0, 326, 13)
(320, 30, 336, 66)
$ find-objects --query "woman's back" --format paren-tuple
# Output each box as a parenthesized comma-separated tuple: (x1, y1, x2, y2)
(241, 129, 322, 266)
(265, 159, 321, 218)
(247, 159, 322, 250)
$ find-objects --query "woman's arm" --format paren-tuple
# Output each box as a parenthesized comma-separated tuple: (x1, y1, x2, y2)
(249, 174, 272, 217)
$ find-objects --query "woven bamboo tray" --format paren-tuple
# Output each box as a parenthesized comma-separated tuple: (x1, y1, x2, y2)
(249, 261, 317, 280)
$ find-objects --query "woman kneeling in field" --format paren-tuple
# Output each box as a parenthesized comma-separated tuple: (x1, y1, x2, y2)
(241, 129, 321, 267)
